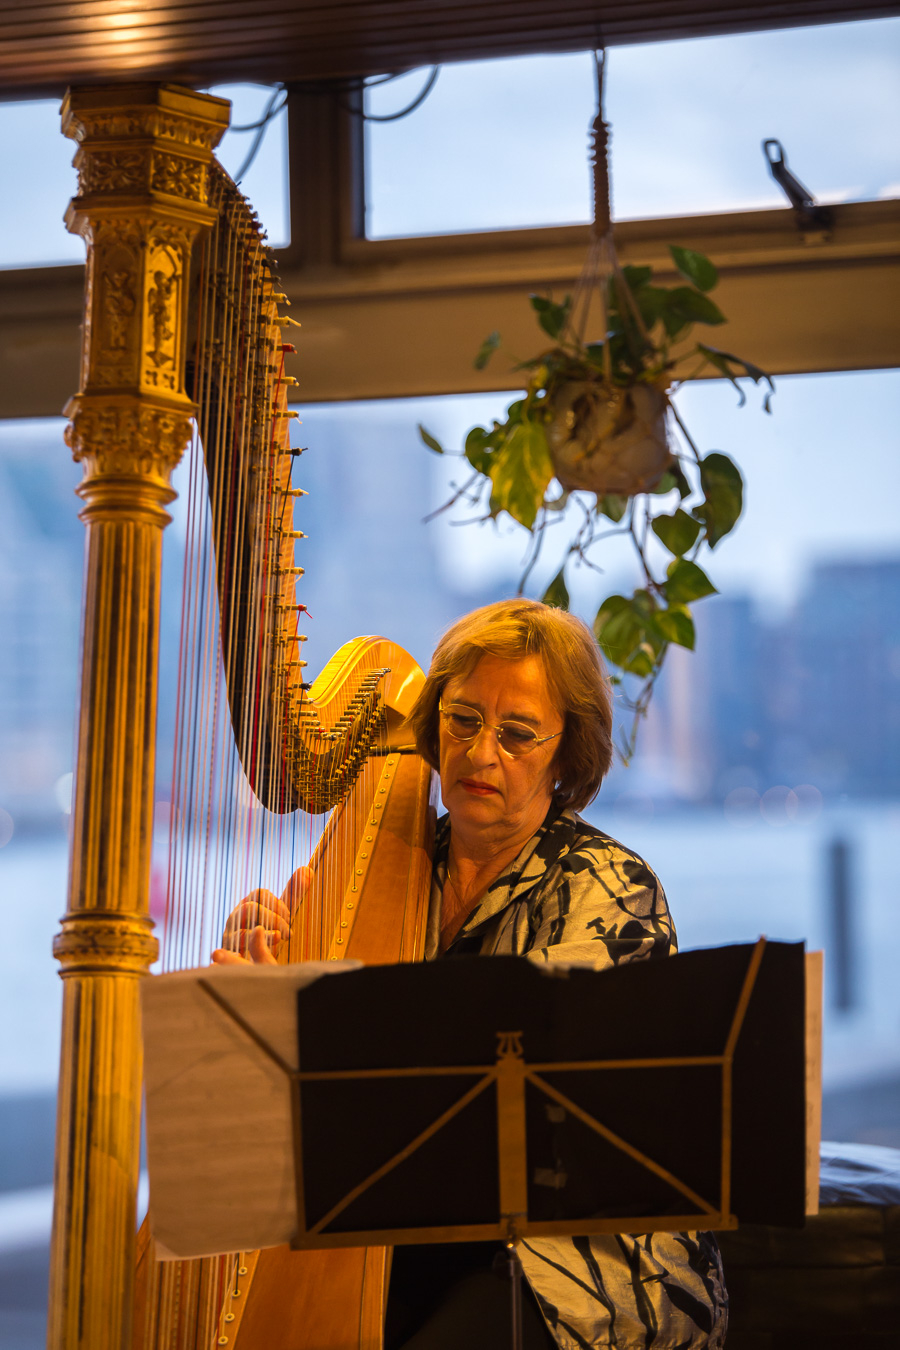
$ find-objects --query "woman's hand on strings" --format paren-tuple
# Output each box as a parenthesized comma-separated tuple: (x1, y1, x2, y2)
(211, 867, 311, 966)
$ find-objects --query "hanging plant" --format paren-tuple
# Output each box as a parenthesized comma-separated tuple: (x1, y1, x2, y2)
(419, 50, 773, 761)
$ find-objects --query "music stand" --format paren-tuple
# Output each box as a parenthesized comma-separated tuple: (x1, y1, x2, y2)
(143, 940, 813, 1349)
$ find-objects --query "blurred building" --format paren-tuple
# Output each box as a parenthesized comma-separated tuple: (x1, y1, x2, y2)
(641, 558, 900, 802)
(0, 442, 81, 829)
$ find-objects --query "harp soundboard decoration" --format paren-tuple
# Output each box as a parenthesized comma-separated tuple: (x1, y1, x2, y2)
(49, 83, 436, 1350)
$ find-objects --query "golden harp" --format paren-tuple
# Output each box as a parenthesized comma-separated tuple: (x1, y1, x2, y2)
(49, 83, 436, 1350)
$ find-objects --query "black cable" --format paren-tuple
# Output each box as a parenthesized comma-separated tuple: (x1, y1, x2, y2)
(230, 90, 288, 132)
(234, 84, 287, 182)
(228, 62, 440, 184)
(361, 66, 440, 122)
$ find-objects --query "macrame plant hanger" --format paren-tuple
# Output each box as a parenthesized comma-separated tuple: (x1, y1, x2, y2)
(565, 50, 650, 372)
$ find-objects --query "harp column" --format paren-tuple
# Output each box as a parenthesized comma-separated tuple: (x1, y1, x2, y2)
(49, 86, 229, 1350)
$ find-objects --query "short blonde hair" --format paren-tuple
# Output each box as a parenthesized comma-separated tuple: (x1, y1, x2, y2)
(409, 597, 613, 811)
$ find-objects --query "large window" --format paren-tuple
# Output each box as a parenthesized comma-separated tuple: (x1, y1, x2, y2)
(365, 18, 900, 237)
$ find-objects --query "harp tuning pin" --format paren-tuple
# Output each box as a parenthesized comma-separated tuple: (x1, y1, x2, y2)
(284, 487, 307, 497)
(279, 343, 297, 354)
(286, 530, 307, 540)
(289, 446, 307, 456)
(274, 293, 289, 304)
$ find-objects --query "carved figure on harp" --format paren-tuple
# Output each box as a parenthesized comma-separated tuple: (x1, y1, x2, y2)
(146, 268, 176, 367)
(212, 598, 728, 1350)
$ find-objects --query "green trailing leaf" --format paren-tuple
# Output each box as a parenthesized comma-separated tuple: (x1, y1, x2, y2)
(696, 452, 743, 548)
(474, 330, 501, 370)
(542, 567, 570, 610)
(656, 604, 695, 650)
(609, 275, 654, 365)
(632, 284, 671, 331)
(488, 419, 553, 529)
(630, 591, 667, 658)
(599, 494, 629, 523)
(530, 294, 572, 340)
(594, 594, 664, 674)
(671, 461, 692, 499)
(659, 287, 726, 337)
(418, 425, 445, 454)
(594, 596, 643, 669)
(664, 558, 718, 604)
(650, 471, 677, 495)
(669, 245, 719, 293)
(696, 344, 775, 411)
(621, 264, 653, 291)
(624, 643, 657, 678)
(652, 508, 702, 556)
(464, 425, 494, 475)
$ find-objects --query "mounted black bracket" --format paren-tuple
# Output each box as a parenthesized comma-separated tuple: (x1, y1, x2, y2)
(763, 139, 833, 244)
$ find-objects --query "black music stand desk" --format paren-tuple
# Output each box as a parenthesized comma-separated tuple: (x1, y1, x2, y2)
(141, 939, 817, 1264)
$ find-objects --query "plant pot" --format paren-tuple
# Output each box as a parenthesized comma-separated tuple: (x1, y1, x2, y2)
(547, 379, 674, 497)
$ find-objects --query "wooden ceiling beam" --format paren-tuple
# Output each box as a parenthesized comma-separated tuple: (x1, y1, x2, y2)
(1, 0, 897, 98)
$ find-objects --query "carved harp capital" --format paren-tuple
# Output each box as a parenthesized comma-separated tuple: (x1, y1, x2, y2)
(60, 84, 230, 491)
(64, 394, 192, 516)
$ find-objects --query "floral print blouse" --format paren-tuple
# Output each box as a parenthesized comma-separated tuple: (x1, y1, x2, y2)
(424, 807, 729, 1350)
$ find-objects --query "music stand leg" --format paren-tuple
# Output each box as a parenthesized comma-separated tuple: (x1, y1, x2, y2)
(506, 1240, 523, 1350)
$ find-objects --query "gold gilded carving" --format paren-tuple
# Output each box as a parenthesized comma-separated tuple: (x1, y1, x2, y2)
(102, 269, 136, 351)
(93, 261, 138, 386)
(148, 219, 194, 251)
(93, 216, 144, 250)
(67, 109, 223, 152)
(67, 111, 147, 143)
(53, 914, 159, 976)
(65, 401, 192, 480)
(74, 147, 208, 203)
(77, 149, 148, 195)
(150, 151, 206, 201)
(155, 111, 222, 149)
(145, 263, 178, 374)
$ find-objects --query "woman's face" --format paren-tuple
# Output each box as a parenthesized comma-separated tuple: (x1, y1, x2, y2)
(438, 653, 564, 843)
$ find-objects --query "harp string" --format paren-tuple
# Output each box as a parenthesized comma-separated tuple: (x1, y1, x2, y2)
(147, 162, 390, 1348)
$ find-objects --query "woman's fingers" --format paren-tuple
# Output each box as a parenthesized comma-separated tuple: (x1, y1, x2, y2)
(219, 926, 283, 955)
(223, 890, 290, 940)
(211, 926, 278, 965)
(282, 865, 312, 910)
(247, 926, 278, 965)
(210, 946, 251, 966)
(217, 869, 312, 961)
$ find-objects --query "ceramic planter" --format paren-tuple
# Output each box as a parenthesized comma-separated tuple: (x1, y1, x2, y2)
(547, 379, 673, 496)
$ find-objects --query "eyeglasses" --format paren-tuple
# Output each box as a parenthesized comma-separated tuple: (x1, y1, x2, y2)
(439, 702, 562, 757)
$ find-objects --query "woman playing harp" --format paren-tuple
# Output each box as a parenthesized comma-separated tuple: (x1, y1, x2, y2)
(216, 597, 729, 1350)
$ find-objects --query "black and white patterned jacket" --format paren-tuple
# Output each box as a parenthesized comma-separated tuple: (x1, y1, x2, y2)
(424, 807, 729, 1350)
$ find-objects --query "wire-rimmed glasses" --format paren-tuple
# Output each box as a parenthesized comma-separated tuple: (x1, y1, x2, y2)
(439, 702, 562, 757)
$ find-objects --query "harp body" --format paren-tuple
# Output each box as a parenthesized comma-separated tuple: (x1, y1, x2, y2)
(51, 84, 436, 1350)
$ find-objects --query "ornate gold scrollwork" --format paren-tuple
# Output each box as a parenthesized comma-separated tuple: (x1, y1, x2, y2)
(64, 401, 193, 484)
(53, 914, 160, 977)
